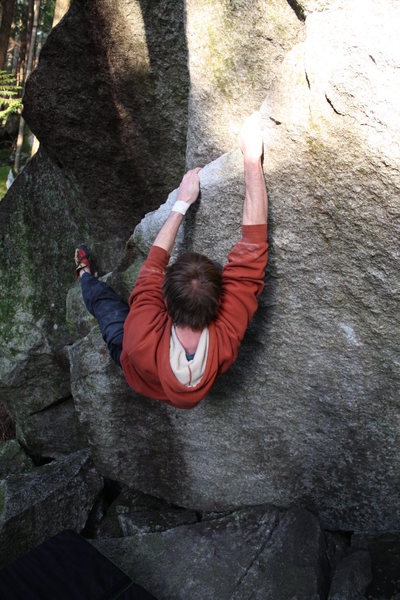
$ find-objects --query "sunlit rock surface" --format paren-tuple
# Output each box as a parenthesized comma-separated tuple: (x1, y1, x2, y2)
(185, 0, 303, 166)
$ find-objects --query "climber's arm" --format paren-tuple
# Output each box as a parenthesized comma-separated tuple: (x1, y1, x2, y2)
(239, 113, 268, 226)
(152, 211, 184, 255)
(212, 114, 268, 373)
(153, 168, 201, 254)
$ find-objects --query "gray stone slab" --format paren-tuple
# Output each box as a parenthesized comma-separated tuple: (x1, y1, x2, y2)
(96, 488, 198, 538)
(352, 533, 400, 599)
(0, 449, 103, 568)
(328, 550, 372, 600)
(0, 440, 34, 478)
(91, 506, 328, 600)
(16, 396, 87, 459)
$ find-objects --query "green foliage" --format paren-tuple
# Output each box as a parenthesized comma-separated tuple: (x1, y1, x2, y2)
(0, 71, 21, 124)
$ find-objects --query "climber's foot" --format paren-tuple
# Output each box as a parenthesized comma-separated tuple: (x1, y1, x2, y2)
(75, 244, 92, 279)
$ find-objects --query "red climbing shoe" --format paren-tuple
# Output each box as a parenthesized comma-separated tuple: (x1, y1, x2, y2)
(74, 244, 92, 279)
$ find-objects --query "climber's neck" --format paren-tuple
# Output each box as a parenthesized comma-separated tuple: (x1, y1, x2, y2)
(174, 325, 202, 355)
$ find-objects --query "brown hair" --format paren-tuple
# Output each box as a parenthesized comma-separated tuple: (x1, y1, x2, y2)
(163, 252, 222, 330)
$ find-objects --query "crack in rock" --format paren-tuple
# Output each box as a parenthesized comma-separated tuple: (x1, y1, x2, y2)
(231, 511, 281, 596)
(325, 94, 345, 116)
(286, 0, 306, 22)
(29, 395, 73, 417)
(305, 69, 311, 89)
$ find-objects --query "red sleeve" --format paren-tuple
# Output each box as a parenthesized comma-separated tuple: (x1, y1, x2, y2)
(129, 245, 169, 307)
(123, 245, 170, 350)
(214, 224, 268, 371)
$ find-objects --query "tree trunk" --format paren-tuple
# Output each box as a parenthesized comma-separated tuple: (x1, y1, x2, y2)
(0, 0, 16, 70)
(33, 29, 43, 69)
(52, 0, 70, 28)
(17, 0, 34, 85)
(9, 35, 18, 75)
(14, 0, 40, 174)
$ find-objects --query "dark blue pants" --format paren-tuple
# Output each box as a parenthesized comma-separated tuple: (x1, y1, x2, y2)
(81, 273, 129, 367)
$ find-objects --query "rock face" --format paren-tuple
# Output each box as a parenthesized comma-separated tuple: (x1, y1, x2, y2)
(0, 0, 189, 461)
(91, 505, 329, 600)
(0, 441, 33, 478)
(96, 487, 199, 538)
(68, 0, 400, 533)
(1, 0, 400, 560)
(0, 449, 102, 568)
(0, 150, 87, 459)
(184, 0, 303, 166)
(351, 533, 400, 599)
(23, 0, 189, 260)
(328, 550, 372, 600)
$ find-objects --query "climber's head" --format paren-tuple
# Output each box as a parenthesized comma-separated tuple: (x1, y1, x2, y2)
(163, 252, 222, 330)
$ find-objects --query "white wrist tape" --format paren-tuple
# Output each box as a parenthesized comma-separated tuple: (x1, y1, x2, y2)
(171, 200, 190, 215)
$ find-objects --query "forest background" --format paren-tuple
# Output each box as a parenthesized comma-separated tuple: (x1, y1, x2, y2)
(0, 0, 68, 198)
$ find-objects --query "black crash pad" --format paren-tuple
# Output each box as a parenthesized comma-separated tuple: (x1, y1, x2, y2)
(0, 530, 156, 599)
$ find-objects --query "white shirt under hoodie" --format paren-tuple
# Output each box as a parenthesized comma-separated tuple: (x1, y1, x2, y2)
(170, 326, 209, 387)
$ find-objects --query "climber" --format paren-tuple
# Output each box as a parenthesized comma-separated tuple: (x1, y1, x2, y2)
(75, 112, 268, 408)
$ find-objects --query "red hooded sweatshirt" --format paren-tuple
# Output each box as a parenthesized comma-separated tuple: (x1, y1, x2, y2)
(120, 224, 268, 409)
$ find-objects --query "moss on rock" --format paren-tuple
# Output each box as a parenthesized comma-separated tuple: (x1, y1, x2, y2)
(0, 148, 91, 437)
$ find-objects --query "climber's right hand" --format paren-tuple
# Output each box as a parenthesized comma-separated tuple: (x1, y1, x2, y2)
(177, 168, 201, 206)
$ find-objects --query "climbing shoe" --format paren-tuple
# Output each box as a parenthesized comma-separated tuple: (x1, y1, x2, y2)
(75, 244, 92, 278)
